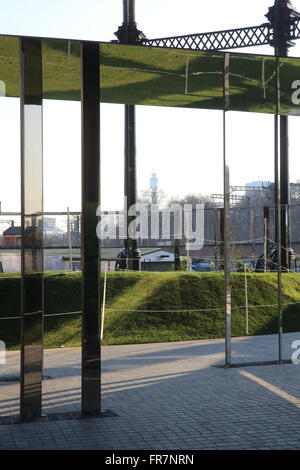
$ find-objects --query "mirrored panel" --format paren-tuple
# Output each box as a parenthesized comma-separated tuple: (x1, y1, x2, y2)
(81, 42, 100, 416)
(226, 111, 279, 363)
(282, 116, 300, 354)
(0, 36, 20, 418)
(100, 42, 224, 110)
(228, 53, 277, 114)
(42, 39, 80, 101)
(134, 107, 226, 342)
(0, 35, 20, 98)
(0, 35, 81, 102)
(20, 38, 44, 421)
(42, 47, 82, 415)
(279, 56, 300, 116)
(3, 35, 300, 117)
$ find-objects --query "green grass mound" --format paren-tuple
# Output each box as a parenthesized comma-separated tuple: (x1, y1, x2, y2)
(0, 271, 300, 349)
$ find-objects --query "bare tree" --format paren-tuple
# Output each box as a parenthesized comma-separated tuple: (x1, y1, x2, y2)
(138, 189, 167, 206)
(167, 193, 214, 207)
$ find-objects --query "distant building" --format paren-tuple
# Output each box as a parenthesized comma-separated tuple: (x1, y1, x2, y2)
(44, 217, 56, 230)
(3, 225, 21, 248)
(246, 181, 271, 189)
(38, 217, 56, 230)
(150, 171, 158, 205)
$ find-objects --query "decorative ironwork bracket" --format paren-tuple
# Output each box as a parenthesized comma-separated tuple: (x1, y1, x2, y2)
(140, 18, 300, 51)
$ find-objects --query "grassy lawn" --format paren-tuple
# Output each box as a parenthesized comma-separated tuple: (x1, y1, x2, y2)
(0, 271, 300, 349)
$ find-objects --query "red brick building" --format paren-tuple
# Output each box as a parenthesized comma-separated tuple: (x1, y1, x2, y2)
(3, 226, 21, 248)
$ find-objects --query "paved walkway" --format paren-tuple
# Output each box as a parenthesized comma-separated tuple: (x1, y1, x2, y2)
(1, 332, 300, 450)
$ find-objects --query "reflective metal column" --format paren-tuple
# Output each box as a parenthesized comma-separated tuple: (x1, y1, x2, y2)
(219, 208, 225, 270)
(116, 0, 143, 271)
(273, 7, 291, 272)
(124, 104, 140, 270)
(223, 53, 231, 366)
(20, 38, 44, 422)
(263, 206, 270, 272)
(280, 116, 290, 270)
(81, 42, 101, 416)
(275, 56, 283, 362)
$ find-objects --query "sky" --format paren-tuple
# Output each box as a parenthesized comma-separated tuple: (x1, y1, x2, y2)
(0, 0, 300, 213)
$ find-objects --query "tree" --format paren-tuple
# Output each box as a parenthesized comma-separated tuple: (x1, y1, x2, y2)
(137, 189, 167, 206)
(167, 193, 214, 207)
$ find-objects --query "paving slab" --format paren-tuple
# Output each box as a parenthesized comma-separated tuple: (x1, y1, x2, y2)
(0, 332, 300, 449)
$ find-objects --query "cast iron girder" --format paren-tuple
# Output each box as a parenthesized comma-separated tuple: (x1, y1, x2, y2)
(140, 18, 300, 51)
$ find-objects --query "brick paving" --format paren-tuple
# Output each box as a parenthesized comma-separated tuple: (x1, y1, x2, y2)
(0, 332, 300, 450)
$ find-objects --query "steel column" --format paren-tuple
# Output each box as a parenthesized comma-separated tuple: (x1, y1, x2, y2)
(214, 208, 218, 270)
(280, 115, 290, 270)
(223, 122, 232, 367)
(275, 114, 283, 362)
(81, 42, 101, 416)
(272, 1, 291, 271)
(251, 209, 256, 262)
(271, 2, 291, 359)
(20, 38, 44, 422)
(119, 0, 141, 271)
(219, 208, 225, 270)
(124, 104, 140, 270)
(223, 53, 231, 366)
(263, 206, 270, 272)
(275, 56, 283, 362)
(174, 239, 180, 271)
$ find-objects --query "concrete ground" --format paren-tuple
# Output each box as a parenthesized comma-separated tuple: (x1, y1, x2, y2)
(0, 332, 300, 450)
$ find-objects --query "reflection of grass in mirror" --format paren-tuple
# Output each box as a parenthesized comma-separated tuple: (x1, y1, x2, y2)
(3, 35, 300, 115)
(279, 58, 300, 115)
(100, 43, 224, 110)
(42, 39, 80, 101)
(0, 37, 81, 101)
(0, 36, 20, 98)
(229, 55, 277, 114)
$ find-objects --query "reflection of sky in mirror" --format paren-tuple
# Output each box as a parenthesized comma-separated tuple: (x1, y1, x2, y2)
(226, 112, 274, 187)
(43, 100, 81, 211)
(0, 98, 20, 211)
(136, 106, 223, 202)
(2, 89, 300, 213)
(24, 105, 43, 215)
(100, 44, 224, 111)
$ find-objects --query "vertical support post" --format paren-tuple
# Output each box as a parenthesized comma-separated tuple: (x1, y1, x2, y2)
(174, 238, 180, 271)
(275, 55, 283, 363)
(214, 208, 218, 271)
(124, 105, 140, 270)
(244, 264, 249, 335)
(118, 0, 141, 271)
(81, 41, 101, 416)
(219, 208, 225, 270)
(20, 38, 44, 422)
(100, 272, 107, 341)
(224, 53, 231, 367)
(263, 206, 270, 272)
(272, 0, 291, 270)
(280, 117, 290, 270)
(276, 115, 283, 362)
(251, 208, 256, 262)
(67, 207, 73, 271)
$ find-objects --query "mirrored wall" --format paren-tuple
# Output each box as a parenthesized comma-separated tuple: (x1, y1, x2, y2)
(1, 33, 300, 410)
